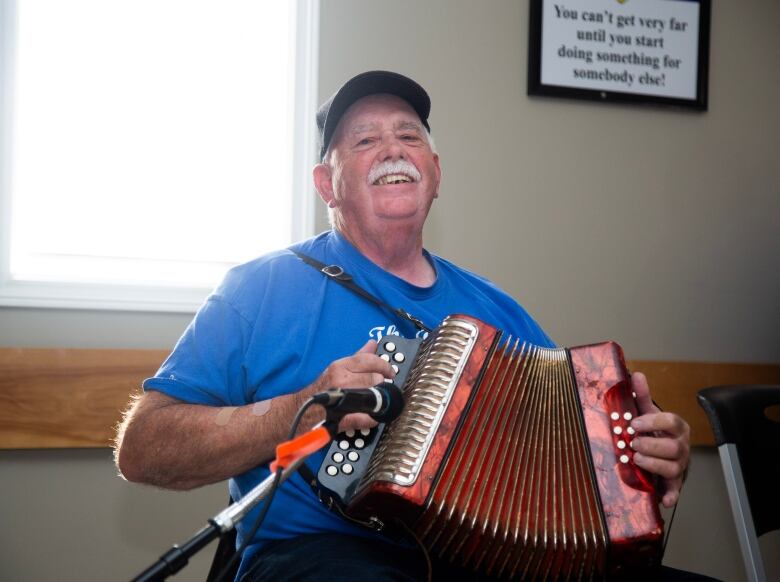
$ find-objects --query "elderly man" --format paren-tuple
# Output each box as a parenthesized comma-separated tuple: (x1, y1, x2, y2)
(116, 71, 694, 581)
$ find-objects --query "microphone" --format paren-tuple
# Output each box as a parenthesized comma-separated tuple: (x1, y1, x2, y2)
(313, 384, 405, 423)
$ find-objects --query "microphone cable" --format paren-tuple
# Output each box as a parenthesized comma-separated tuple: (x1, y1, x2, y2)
(212, 397, 319, 582)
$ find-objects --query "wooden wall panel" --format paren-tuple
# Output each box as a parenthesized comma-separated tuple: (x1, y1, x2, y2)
(1, 348, 778, 448)
(0, 348, 166, 449)
(627, 359, 780, 446)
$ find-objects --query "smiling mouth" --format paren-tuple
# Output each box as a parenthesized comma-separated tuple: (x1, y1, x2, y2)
(373, 174, 414, 186)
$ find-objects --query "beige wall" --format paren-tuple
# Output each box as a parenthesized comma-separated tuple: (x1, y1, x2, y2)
(1, 1, 779, 580)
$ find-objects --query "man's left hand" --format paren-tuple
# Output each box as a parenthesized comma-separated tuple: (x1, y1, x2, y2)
(629, 371, 691, 508)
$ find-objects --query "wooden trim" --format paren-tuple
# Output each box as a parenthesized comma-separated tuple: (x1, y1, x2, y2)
(1, 348, 778, 449)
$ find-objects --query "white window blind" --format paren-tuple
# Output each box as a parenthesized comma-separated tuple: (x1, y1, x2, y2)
(0, 0, 319, 311)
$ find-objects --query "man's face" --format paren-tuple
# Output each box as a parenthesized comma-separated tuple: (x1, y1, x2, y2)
(318, 94, 441, 238)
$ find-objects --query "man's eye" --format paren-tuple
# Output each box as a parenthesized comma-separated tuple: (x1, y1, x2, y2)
(356, 138, 374, 146)
(400, 134, 419, 141)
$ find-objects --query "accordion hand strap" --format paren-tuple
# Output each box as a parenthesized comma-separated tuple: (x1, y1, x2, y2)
(291, 250, 432, 334)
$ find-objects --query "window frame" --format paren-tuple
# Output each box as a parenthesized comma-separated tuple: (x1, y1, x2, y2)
(0, 0, 320, 313)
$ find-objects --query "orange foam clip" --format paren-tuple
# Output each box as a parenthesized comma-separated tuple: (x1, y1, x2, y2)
(270, 426, 332, 473)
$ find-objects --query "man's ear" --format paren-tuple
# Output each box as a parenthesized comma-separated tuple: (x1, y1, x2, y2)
(432, 153, 442, 199)
(313, 163, 336, 207)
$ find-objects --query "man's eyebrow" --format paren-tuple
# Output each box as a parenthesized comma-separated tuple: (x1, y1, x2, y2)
(395, 121, 423, 132)
(349, 123, 378, 135)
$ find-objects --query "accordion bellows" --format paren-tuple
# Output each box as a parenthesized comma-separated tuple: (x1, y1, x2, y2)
(347, 315, 664, 580)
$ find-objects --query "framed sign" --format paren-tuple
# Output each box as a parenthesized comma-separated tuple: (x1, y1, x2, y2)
(528, 0, 711, 110)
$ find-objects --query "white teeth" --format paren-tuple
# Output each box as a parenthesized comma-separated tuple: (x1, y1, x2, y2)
(375, 174, 412, 185)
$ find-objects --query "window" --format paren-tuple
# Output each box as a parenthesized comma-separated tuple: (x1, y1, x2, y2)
(0, 0, 319, 311)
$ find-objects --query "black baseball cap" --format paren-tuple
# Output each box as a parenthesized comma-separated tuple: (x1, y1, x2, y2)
(316, 70, 431, 160)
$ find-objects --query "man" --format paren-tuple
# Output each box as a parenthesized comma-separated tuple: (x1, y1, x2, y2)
(116, 71, 692, 581)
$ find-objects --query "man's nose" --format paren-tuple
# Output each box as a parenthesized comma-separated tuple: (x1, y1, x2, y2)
(378, 132, 405, 159)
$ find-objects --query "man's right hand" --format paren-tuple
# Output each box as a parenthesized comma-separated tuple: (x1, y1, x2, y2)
(306, 339, 396, 433)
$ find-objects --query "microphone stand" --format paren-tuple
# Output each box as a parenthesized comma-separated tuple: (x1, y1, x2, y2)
(131, 419, 338, 582)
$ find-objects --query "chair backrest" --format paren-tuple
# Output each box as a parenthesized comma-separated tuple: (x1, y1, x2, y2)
(698, 385, 780, 582)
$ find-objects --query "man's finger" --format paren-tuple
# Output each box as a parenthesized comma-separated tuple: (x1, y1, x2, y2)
(632, 452, 685, 481)
(356, 339, 378, 355)
(631, 435, 686, 460)
(337, 412, 378, 433)
(631, 411, 688, 437)
(631, 371, 659, 417)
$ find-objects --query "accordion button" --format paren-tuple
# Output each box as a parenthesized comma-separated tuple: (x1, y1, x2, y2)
(345, 429, 356, 438)
(384, 342, 397, 353)
(620, 454, 630, 464)
(380, 354, 391, 362)
(332, 452, 345, 463)
(342, 463, 354, 475)
(354, 438, 365, 449)
(613, 426, 623, 435)
(326, 465, 338, 476)
(360, 428, 371, 436)
(393, 352, 405, 363)
(617, 440, 626, 449)
(610, 412, 620, 421)
(339, 440, 350, 450)
(627, 426, 636, 435)
(392, 364, 399, 373)
(348, 451, 359, 462)
(624, 412, 633, 421)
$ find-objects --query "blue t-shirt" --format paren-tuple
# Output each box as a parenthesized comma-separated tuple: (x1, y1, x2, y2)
(143, 230, 554, 574)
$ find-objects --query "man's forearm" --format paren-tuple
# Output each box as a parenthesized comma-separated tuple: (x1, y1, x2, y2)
(115, 387, 322, 490)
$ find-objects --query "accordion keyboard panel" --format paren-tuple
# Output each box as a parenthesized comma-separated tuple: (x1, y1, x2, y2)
(357, 317, 480, 490)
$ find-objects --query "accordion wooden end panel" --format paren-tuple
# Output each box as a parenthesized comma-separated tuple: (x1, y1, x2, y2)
(569, 344, 664, 577)
(333, 315, 664, 580)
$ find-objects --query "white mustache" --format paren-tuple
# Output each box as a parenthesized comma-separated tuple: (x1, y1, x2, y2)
(367, 160, 421, 184)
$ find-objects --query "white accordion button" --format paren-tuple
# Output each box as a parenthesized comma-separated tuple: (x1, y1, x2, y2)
(345, 429, 355, 438)
(338, 440, 349, 450)
(613, 426, 623, 435)
(393, 352, 405, 363)
(627, 427, 636, 435)
(342, 463, 354, 475)
(326, 465, 338, 476)
(332, 452, 344, 463)
(380, 354, 390, 362)
(610, 412, 620, 421)
(617, 440, 626, 449)
(624, 412, 633, 421)
(384, 342, 396, 353)
(354, 438, 365, 449)
(360, 428, 371, 436)
(620, 454, 630, 464)
(347, 451, 359, 462)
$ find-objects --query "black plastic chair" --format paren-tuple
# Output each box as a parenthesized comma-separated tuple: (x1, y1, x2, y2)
(697, 385, 780, 582)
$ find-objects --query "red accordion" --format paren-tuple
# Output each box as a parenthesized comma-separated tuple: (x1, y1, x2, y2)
(318, 314, 664, 580)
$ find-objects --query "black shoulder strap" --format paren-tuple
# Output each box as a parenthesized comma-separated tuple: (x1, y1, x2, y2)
(291, 250, 432, 334)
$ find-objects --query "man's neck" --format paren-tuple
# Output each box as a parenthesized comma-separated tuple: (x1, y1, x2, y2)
(338, 225, 436, 287)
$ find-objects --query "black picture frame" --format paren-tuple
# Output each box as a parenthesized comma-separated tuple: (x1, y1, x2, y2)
(527, 0, 711, 110)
